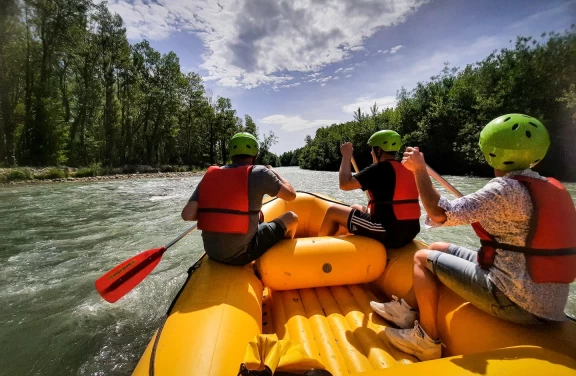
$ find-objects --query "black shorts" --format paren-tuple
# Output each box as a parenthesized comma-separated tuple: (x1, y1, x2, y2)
(225, 219, 286, 266)
(347, 209, 387, 243)
(346, 209, 419, 248)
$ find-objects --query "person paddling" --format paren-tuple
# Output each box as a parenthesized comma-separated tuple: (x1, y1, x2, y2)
(318, 130, 421, 248)
(181, 132, 299, 265)
(372, 114, 576, 361)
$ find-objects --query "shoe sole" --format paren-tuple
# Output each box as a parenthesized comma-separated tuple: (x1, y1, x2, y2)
(388, 339, 439, 362)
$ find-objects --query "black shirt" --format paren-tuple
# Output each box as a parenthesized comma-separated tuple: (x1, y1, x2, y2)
(355, 161, 420, 247)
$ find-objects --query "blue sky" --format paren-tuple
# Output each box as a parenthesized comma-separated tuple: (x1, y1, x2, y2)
(104, 0, 576, 154)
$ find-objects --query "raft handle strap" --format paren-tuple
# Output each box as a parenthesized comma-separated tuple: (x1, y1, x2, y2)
(238, 364, 333, 376)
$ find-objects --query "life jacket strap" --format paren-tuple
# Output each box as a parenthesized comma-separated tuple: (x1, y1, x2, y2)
(480, 240, 576, 256)
(198, 208, 261, 215)
(368, 199, 420, 205)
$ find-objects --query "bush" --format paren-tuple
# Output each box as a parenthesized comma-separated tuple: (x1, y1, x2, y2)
(3, 169, 34, 182)
(74, 163, 103, 178)
(36, 168, 66, 180)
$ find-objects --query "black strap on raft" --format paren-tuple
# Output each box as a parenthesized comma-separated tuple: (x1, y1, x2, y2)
(238, 364, 273, 376)
(480, 240, 576, 256)
(238, 364, 333, 376)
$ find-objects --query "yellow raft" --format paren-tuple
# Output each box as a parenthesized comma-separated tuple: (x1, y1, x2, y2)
(133, 192, 576, 376)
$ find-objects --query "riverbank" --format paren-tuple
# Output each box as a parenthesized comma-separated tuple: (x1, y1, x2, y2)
(0, 166, 205, 185)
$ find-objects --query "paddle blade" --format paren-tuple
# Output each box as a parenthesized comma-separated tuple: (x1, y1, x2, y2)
(95, 247, 166, 303)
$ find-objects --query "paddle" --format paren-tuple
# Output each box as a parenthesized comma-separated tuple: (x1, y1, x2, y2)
(351, 156, 371, 202)
(95, 224, 197, 303)
(425, 165, 464, 198)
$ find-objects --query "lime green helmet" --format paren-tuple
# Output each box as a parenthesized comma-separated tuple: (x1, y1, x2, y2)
(479, 114, 550, 171)
(230, 132, 259, 157)
(368, 130, 403, 152)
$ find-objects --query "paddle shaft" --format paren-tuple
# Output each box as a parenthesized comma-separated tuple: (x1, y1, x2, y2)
(350, 156, 371, 201)
(166, 223, 198, 248)
(425, 165, 464, 198)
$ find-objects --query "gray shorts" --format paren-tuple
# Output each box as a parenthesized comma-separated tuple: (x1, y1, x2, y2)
(426, 244, 544, 325)
(225, 219, 286, 266)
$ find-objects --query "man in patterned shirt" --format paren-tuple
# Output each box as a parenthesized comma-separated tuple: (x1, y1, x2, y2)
(370, 114, 573, 361)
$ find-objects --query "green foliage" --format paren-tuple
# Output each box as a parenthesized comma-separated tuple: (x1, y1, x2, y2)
(74, 163, 103, 177)
(279, 148, 303, 166)
(259, 151, 281, 167)
(3, 169, 34, 181)
(35, 168, 67, 179)
(296, 29, 576, 180)
(0, 0, 260, 169)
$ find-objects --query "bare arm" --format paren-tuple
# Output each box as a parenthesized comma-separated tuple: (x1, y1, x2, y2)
(339, 142, 362, 191)
(267, 166, 297, 201)
(181, 200, 198, 221)
(402, 147, 447, 224)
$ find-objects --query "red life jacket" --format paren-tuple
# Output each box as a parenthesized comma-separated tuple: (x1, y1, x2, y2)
(367, 160, 421, 221)
(474, 176, 576, 283)
(197, 165, 259, 234)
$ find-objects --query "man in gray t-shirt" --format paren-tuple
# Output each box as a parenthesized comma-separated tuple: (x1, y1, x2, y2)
(181, 133, 298, 265)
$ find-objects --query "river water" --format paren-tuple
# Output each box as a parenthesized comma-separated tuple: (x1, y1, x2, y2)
(1, 166, 575, 375)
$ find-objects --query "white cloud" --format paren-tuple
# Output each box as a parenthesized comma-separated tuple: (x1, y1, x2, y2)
(308, 75, 338, 84)
(342, 95, 397, 113)
(335, 66, 355, 74)
(262, 115, 339, 131)
(373, 49, 389, 55)
(345, 74, 352, 78)
(105, 0, 428, 88)
(272, 82, 301, 91)
(390, 45, 404, 54)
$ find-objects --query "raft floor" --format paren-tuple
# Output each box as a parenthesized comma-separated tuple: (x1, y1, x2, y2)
(263, 284, 419, 376)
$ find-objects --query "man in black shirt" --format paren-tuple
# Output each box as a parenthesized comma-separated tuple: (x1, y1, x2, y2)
(318, 130, 420, 248)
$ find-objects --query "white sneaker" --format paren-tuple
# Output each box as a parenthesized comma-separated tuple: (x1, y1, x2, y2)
(385, 321, 442, 361)
(370, 296, 418, 329)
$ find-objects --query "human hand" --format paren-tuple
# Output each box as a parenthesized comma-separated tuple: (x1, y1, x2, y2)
(402, 147, 426, 172)
(340, 142, 354, 159)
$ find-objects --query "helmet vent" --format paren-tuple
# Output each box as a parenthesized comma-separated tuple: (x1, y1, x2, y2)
(504, 117, 511, 122)
(392, 142, 396, 145)
(529, 122, 538, 128)
(525, 131, 532, 138)
(489, 153, 496, 157)
(503, 161, 515, 165)
(234, 145, 238, 149)
(512, 124, 519, 130)
(247, 145, 252, 148)
(383, 141, 388, 144)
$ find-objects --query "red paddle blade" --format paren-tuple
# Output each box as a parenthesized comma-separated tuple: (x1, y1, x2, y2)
(95, 247, 167, 303)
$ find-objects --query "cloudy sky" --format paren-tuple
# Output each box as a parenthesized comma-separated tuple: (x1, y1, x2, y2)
(104, 0, 575, 154)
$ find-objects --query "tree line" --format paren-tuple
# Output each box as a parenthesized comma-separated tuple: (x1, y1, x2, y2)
(282, 29, 576, 181)
(0, 0, 280, 168)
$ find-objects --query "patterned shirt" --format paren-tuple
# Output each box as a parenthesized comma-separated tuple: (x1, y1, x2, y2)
(426, 169, 569, 321)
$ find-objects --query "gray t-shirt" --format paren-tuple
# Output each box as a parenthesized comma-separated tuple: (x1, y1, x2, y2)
(190, 164, 282, 261)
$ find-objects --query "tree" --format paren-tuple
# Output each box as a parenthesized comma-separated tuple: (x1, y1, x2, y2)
(0, 0, 25, 165)
(244, 114, 258, 138)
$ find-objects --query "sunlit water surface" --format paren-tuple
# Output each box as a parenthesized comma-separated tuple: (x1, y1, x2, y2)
(1, 167, 574, 375)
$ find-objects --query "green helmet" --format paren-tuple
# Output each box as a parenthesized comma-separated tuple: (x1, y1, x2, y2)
(229, 132, 258, 157)
(368, 130, 403, 152)
(230, 132, 259, 157)
(479, 114, 550, 171)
